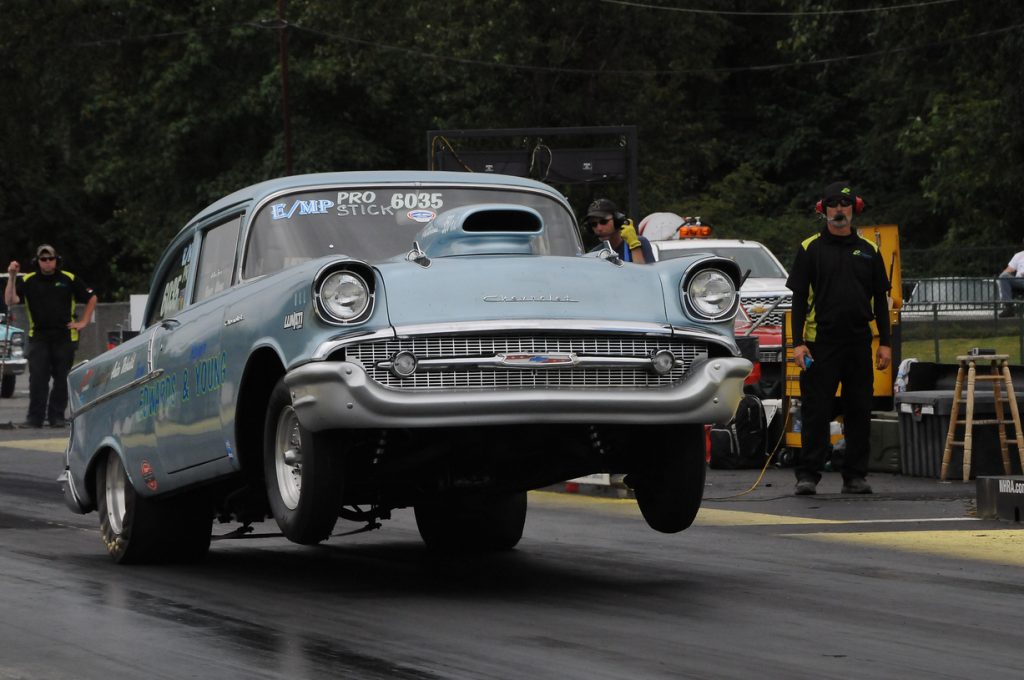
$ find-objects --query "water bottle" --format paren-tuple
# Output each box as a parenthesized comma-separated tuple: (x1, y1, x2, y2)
(790, 399, 802, 433)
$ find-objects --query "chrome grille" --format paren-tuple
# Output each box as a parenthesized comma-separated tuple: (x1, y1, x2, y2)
(344, 335, 708, 390)
(740, 294, 791, 326)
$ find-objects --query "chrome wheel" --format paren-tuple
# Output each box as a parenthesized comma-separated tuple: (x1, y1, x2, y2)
(95, 450, 211, 564)
(103, 452, 128, 536)
(263, 378, 345, 544)
(274, 405, 303, 510)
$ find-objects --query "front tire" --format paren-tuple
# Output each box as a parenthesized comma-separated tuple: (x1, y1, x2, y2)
(263, 378, 344, 544)
(415, 491, 527, 552)
(631, 424, 707, 534)
(96, 451, 211, 564)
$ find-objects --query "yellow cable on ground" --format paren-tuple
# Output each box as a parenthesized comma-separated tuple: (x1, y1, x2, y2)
(704, 404, 791, 501)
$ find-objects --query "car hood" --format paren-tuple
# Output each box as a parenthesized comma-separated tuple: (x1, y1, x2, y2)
(0, 323, 24, 339)
(375, 255, 671, 327)
(739, 277, 789, 295)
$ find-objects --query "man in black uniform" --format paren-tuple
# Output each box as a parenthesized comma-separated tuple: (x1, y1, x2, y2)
(787, 182, 892, 495)
(5, 244, 97, 428)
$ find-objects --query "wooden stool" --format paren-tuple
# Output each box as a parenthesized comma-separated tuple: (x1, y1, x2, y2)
(941, 355, 1024, 481)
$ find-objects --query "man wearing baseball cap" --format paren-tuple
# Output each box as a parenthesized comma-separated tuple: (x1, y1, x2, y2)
(584, 198, 653, 264)
(5, 244, 97, 428)
(786, 181, 892, 496)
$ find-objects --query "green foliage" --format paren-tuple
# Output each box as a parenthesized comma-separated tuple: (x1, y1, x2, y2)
(1, 0, 1021, 298)
(902, 332, 1024, 365)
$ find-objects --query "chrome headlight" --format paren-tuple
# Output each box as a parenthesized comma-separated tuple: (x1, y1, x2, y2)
(314, 268, 372, 323)
(10, 331, 24, 358)
(683, 267, 738, 320)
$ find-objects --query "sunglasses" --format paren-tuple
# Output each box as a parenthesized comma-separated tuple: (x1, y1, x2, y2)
(825, 198, 853, 208)
(38, 256, 56, 262)
(587, 217, 613, 228)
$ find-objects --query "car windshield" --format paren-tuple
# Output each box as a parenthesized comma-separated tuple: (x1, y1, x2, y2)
(658, 245, 786, 278)
(243, 185, 581, 278)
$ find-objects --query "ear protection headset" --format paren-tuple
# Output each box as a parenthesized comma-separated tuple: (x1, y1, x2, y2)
(815, 195, 865, 215)
(585, 210, 627, 230)
(31, 252, 63, 268)
(611, 210, 626, 230)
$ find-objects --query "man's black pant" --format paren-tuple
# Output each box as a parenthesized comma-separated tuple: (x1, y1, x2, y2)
(796, 340, 874, 483)
(27, 336, 77, 425)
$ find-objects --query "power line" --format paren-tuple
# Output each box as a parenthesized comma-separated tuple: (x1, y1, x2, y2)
(68, 24, 244, 48)
(286, 19, 1024, 76)
(54, 12, 1024, 77)
(598, 0, 962, 17)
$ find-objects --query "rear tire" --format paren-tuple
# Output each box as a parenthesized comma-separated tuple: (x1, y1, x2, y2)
(96, 451, 211, 564)
(0, 374, 14, 398)
(263, 378, 344, 544)
(415, 491, 527, 552)
(632, 424, 707, 534)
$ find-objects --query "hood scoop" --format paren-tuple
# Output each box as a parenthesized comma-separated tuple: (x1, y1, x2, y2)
(409, 204, 544, 259)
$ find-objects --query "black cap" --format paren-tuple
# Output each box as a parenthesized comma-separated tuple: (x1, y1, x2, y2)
(823, 181, 854, 203)
(585, 198, 618, 219)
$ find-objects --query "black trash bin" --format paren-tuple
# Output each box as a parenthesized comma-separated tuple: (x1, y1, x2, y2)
(895, 390, 1024, 479)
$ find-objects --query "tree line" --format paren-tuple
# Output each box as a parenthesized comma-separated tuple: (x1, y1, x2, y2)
(2, 0, 1021, 299)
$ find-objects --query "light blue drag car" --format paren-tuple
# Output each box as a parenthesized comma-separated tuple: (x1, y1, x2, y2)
(61, 171, 751, 563)
(1, 310, 27, 398)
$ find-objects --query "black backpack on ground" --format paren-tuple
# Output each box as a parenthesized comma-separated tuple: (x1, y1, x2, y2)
(709, 395, 768, 469)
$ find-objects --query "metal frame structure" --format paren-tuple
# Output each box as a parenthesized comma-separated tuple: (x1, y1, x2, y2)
(426, 126, 639, 221)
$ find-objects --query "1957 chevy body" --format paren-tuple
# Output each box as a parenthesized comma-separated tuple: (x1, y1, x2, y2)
(61, 171, 750, 563)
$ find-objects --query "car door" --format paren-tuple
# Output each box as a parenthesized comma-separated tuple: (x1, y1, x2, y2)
(152, 215, 242, 473)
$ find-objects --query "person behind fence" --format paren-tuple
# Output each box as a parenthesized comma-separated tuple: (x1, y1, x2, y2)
(584, 199, 654, 264)
(997, 247, 1024, 318)
(786, 181, 892, 496)
(5, 244, 97, 428)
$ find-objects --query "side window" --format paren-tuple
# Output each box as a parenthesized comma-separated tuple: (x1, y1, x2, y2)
(195, 215, 242, 303)
(147, 239, 195, 327)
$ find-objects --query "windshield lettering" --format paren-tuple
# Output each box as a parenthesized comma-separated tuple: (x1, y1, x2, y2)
(271, 199, 335, 220)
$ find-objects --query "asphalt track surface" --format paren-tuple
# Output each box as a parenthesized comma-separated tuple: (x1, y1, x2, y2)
(1, 391, 1022, 679)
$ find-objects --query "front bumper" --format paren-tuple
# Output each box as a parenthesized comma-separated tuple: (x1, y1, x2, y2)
(59, 467, 87, 514)
(1, 357, 26, 376)
(59, 420, 88, 514)
(284, 356, 751, 430)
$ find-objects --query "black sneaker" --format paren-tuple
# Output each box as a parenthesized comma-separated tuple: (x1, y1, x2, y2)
(998, 307, 1014, 318)
(17, 420, 43, 429)
(49, 418, 68, 428)
(842, 477, 873, 494)
(795, 479, 818, 496)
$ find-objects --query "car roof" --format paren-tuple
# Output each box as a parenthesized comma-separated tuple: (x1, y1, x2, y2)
(183, 171, 569, 229)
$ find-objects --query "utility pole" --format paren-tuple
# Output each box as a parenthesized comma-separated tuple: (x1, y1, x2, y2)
(278, 0, 293, 175)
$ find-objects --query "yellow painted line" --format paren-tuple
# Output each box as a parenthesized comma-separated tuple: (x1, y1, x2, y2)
(533, 491, 1024, 565)
(792, 529, 1024, 567)
(695, 508, 842, 526)
(0, 437, 68, 454)
(531, 491, 838, 526)
(533, 491, 984, 528)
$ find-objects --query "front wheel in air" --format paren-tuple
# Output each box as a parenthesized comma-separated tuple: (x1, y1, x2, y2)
(631, 424, 707, 534)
